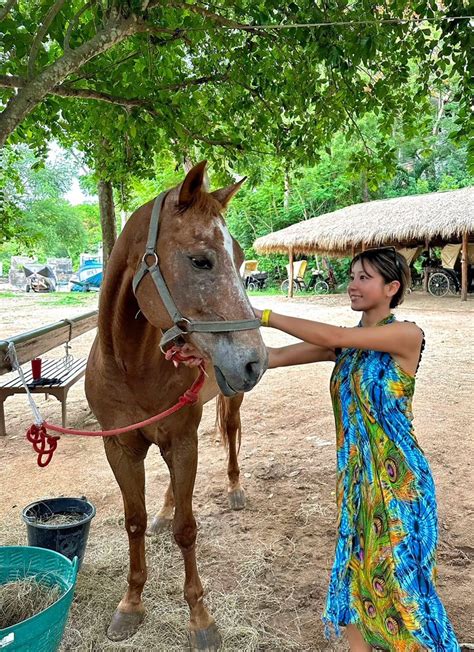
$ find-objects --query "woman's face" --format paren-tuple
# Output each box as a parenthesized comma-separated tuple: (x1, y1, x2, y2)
(348, 259, 397, 311)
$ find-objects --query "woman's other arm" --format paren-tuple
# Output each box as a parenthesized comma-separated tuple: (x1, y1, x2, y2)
(267, 342, 336, 368)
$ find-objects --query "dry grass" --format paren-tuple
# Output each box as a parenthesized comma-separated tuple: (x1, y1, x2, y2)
(0, 577, 62, 629)
(296, 496, 331, 527)
(2, 515, 305, 651)
(35, 512, 85, 526)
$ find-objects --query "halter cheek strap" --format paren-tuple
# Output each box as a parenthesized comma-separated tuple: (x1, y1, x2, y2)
(132, 192, 260, 349)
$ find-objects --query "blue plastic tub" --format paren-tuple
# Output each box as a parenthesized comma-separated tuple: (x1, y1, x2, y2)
(22, 497, 95, 569)
(0, 546, 78, 651)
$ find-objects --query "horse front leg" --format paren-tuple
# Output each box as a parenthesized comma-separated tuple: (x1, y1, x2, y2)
(161, 428, 221, 651)
(146, 479, 175, 536)
(216, 393, 246, 510)
(104, 434, 150, 642)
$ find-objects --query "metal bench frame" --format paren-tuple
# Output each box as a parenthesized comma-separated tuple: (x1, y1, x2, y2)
(0, 357, 87, 437)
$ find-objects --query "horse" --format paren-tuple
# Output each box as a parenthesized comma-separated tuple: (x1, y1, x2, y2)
(85, 161, 267, 650)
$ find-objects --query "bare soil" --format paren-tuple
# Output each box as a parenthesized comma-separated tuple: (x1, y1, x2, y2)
(0, 291, 472, 651)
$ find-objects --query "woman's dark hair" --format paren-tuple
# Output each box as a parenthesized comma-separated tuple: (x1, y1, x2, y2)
(350, 247, 411, 308)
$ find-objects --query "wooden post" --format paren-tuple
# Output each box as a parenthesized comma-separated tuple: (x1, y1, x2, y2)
(288, 248, 294, 298)
(423, 239, 430, 293)
(361, 242, 366, 252)
(461, 232, 468, 302)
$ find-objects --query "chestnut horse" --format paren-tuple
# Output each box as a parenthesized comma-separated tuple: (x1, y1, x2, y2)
(85, 161, 267, 650)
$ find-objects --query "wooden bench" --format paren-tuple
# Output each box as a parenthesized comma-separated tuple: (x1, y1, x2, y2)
(0, 357, 87, 437)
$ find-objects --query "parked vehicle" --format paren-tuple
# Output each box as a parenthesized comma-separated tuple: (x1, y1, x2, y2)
(407, 245, 473, 297)
(245, 272, 268, 291)
(69, 260, 103, 292)
(280, 259, 337, 294)
(23, 265, 57, 293)
(240, 260, 268, 291)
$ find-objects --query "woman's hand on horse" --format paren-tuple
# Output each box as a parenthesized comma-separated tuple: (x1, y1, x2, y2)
(253, 307, 262, 320)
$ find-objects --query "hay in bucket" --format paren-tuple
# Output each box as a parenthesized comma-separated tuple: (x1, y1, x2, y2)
(0, 576, 62, 629)
(35, 512, 85, 526)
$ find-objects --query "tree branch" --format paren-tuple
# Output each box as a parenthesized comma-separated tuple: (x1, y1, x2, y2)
(166, 0, 269, 37)
(0, 74, 241, 149)
(0, 75, 23, 88)
(432, 89, 452, 136)
(0, 0, 17, 22)
(67, 50, 140, 84)
(0, 72, 229, 97)
(28, 0, 68, 79)
(0, 74, 157, 108)
(0, 12, 144, 147)
(157, 73, 229, 91)
(64, 0, 94, 50)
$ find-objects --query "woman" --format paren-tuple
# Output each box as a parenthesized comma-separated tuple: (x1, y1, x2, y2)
(179, 247, 460, 651)
(254, 247, 460, 652)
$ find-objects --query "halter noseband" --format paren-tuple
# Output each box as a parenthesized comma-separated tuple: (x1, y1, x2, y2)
(132, 192, 261, 349)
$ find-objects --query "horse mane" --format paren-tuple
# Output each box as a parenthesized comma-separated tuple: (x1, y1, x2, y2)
(176, 190, 224, 218)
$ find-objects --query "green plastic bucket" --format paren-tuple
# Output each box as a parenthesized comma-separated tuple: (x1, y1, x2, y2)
(0, 546, 78, 652)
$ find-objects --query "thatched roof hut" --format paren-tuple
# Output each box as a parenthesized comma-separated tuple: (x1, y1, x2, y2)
(254, 187, 474, 300)
(254, 187, 474, 256)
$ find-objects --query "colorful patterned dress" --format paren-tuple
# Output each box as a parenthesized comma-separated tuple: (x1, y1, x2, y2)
(322, 314, 460, 651)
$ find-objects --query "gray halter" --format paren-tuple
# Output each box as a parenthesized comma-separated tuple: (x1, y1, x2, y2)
(132, 192, 261, 349)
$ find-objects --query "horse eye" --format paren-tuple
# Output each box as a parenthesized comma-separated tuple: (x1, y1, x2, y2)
(189, 256, 213, 270)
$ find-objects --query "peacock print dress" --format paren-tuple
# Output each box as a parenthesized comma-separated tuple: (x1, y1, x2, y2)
(322, 314, 460, 651)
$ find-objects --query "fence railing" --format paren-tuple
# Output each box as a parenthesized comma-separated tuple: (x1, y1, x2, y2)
(0, 311, 98, 375)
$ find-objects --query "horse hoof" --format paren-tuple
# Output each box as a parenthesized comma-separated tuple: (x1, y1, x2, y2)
(106, 609, 144, 641)
(146, 515, 172, 536)
(228, 488, 246, 511)
(187, 623, 222, 651)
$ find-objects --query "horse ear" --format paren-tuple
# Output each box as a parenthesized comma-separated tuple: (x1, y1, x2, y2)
(211, 177, 247, 209)
(178, 160, 207, 206)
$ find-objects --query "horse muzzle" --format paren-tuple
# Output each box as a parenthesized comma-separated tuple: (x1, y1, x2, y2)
(213, 348, 268, 396)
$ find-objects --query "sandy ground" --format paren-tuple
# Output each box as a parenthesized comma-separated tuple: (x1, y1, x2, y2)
(0, 290, 472, 651)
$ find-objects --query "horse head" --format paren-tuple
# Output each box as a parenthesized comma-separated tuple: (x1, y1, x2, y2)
(125, 161, 267, 395)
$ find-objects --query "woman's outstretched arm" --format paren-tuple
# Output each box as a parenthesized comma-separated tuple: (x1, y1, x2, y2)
(255, 309, 423, 359)
(267, 342, 336, 368)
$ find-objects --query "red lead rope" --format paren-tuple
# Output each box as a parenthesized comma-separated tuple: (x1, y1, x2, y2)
(26, 348, 206, 468)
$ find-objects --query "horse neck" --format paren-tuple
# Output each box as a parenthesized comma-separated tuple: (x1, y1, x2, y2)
(98, 255, 162, 374)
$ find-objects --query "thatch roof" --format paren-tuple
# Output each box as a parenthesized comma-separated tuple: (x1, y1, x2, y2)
(254, 187, 474, 256)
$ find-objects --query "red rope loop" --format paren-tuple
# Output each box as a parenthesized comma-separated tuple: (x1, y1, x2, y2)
(26, 424, 60, 468)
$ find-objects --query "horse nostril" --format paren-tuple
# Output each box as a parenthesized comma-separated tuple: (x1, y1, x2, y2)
(245, 360, 260, 383)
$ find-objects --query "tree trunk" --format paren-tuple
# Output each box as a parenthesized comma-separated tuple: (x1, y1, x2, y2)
(98, 180, 117, 274)
(288, 248, 294, 298)
(0, 14, 142, 147)
(361, 170, 369, 202)
(461, 231, 468, 302)
(423, 239, 430, 293)
(284, 171, 291, 210)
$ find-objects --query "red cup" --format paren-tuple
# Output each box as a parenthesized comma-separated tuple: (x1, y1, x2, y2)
(31, 358, 42, 380)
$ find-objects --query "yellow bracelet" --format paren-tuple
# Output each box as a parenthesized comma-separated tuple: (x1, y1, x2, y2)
(261, 309, 272, 327)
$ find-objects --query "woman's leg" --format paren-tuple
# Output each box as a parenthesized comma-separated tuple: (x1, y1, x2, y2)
(346, 624, 372, 652)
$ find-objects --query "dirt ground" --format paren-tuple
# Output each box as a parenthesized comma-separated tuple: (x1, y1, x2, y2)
(0, 291, 472, 651)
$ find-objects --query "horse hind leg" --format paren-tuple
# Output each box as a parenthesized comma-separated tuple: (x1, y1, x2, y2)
(104, 434, 150, 642)
(146, 479, 174, 536)
(216, 393, 246, 510)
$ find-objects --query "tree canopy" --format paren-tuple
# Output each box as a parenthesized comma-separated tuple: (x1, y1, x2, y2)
(0, 1, 471, 274)
(1, 1, 471, 174)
